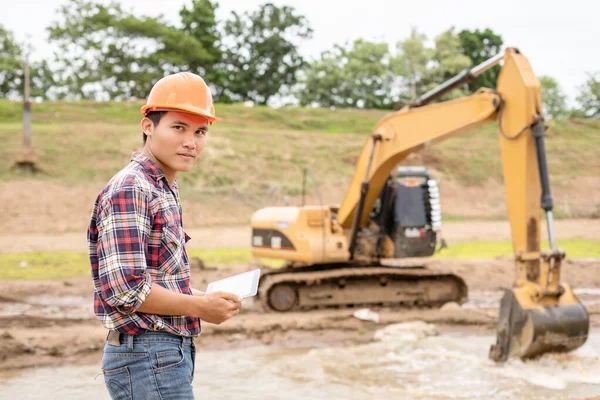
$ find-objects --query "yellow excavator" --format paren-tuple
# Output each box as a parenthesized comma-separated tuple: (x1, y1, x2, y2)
(250, 48, 589, 361)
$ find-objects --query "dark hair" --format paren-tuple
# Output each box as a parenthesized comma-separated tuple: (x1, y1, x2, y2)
(143, 111, 168, 144)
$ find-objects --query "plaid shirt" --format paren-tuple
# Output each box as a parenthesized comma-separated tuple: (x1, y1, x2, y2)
(87, 151, 200, 337)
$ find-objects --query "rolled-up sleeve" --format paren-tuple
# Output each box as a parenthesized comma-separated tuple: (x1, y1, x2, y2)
(96, 185, 153, 315)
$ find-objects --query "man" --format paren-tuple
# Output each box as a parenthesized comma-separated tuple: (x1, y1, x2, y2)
(87, 72, 241, 400)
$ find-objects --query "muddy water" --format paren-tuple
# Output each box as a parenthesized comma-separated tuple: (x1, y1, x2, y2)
(1, 322, 599, 400)
(462, 288, 600, 309)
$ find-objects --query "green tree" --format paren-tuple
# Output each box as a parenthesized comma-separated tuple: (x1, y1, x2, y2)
(300, 40, 395, 109)
(179, 0, 222, 90)
(458, 28, 503, 91)
(539, 75, 567, 119)
(392, 27, 471, 104)
(48, 0, 218, 100)
(426, 28, 472, 90)
(0, 25, 54, 99)
(0, 25, 22, 98)
(301, 28, 472, 109)
(575, 72, 600, 117)
(390, 28, 430, 101)
(220, 3, 313, 104)
(28, 60, 56, 100)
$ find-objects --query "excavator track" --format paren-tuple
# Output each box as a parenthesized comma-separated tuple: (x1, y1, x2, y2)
(258, 263, 468, 312)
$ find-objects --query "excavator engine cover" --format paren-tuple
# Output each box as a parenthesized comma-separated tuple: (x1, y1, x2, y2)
(489, 285, 589, 362)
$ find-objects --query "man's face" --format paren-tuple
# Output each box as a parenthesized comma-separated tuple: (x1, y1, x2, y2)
(142, 111, 208, 176)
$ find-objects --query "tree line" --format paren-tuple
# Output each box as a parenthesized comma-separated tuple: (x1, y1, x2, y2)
(0, 0, 598, 119)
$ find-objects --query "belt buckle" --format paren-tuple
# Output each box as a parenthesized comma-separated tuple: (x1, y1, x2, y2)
(107, 330, 121, 346)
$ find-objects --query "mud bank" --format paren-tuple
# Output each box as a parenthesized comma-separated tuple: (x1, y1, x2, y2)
(1, 258, 599, 371)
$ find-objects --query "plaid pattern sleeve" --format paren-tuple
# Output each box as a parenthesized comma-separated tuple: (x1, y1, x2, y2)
(95, 185, 153, 316)
(88, 151, 200, 337)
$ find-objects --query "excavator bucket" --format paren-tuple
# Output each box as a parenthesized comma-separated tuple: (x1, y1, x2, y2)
(489, 283, 589, 362)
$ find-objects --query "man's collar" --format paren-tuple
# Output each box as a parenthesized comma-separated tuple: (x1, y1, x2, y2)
(131, 151, 179, 189)
(131, 151, 166, 181)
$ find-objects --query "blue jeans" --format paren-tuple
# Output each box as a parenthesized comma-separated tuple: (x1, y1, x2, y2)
(102, 331, 196, 400)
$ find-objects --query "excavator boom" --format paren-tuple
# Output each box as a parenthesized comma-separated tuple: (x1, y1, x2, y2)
(338, 89, 500, 256)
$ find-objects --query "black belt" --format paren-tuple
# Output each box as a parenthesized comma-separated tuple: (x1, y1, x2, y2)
(106, 330, 195, 347)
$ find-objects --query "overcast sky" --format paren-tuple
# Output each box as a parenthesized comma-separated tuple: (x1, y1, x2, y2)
(1, 0, 597, 105)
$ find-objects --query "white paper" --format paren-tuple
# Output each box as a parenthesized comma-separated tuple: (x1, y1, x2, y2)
(206, 269, 261, 299)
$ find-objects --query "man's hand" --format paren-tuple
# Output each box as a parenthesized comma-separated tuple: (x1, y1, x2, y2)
(136, 284, 241, 323)
(193, 291, 242, 325)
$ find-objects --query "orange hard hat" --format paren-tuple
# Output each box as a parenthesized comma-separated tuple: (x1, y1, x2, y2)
(140, 72, 221, 124)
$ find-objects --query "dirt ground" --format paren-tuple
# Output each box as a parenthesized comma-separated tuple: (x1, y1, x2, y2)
(1, 256, 599, 372)
(0, 180, 598, 372)
(2, 177, 599, 238)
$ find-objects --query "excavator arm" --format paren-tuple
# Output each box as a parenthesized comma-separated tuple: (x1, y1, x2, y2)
(337, 89, 500, 256)
(338, 48, 588, 361)
(339, 49, 546, 261)
(337, 90, 498, 231)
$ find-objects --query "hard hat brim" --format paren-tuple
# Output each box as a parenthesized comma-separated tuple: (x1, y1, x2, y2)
(140, 104, 222, 123)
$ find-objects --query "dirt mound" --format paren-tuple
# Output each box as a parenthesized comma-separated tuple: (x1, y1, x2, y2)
(0, 332, 34, 362)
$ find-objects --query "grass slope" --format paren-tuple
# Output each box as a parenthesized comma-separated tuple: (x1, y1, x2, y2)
(1, 99, 599, 217)
(2, 239, 598, 280)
